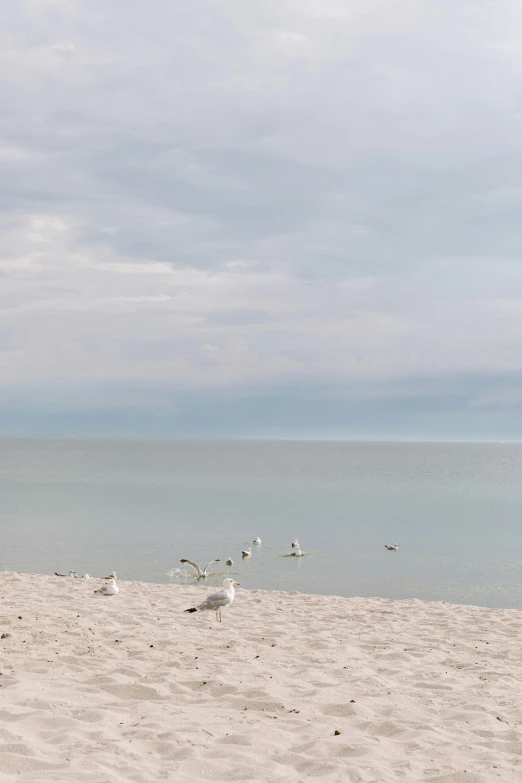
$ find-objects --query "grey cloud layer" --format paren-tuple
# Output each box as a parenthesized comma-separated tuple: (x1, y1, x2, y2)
(2, 0, 522, 433)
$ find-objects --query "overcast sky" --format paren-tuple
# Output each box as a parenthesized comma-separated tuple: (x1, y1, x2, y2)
(2, 0, 522, 439)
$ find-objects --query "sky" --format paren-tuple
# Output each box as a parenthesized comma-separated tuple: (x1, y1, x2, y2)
(2, 0, 522, 439)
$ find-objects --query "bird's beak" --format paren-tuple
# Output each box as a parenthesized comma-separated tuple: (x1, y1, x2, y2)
(234, 581, 240, 585)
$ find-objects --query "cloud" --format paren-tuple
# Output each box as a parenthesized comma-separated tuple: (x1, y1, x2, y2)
(2, 0, 522, 435)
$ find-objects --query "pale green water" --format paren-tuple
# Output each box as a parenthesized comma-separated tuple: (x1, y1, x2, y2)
(1, 438, 522, 608)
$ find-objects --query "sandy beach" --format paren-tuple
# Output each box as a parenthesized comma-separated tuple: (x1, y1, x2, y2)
(1, 572, 522, 782)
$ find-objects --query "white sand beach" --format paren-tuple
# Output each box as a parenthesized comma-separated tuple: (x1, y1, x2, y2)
(1, 571, 522, 782)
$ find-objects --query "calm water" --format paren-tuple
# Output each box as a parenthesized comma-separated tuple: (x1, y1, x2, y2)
(1, 438, 522, 608)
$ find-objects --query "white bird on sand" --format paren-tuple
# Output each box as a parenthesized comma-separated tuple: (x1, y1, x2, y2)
(180, 559, 220, 578)
(184, 578, 240, 622)
(290, 547, 303, 557)
(102, 570, 117, 580)
(384, 544, 399, 551)
(226, 558, 234, 566)
(291, 540, 300, 549)
(252, 536, 262, 545)
(94, 578, 119, 596)
(55, 570, 76, 578)
(241, 548, 252, 558)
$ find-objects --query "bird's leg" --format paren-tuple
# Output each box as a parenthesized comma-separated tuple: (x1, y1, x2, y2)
(215, 611, 219, 622)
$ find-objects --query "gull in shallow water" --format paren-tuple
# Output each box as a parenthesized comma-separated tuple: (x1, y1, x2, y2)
(291, 539, 300, 549)
(94, 578, 119, 596)
(180, 558, 220, 579)
(384, 544, 399, 551)
(241, 548, 252, 558)
(184, 578, 240, 622)
(252, 536, 262, 545)
(289, 547, 303, 557)
(226, 558, 234, 566)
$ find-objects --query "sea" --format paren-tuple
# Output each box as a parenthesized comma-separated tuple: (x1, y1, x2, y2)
(1, 438, 522, 609)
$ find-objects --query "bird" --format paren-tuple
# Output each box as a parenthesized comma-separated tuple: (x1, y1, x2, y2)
(252, 536, 262, 545)
(55, 570, 76, 578)
(241, 548, 252, 558)
(384, 544, 399, 551)
(291, 540, 300, 549)
(102, 571, 117, 580)
(289, 547, 303, 557)
(180, 559, 220, 579)
(184, 578, 240, 622)
(94, 578, 119, 596)
(226, 558, 234, 566)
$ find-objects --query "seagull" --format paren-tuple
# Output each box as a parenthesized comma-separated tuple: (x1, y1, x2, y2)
(94, 578, 119, 596)
(252, 537, 262, 545)
(102, 571, 117, 580)
(180, 559, 220, 579)
(241, 548, 252, 558)
(226, 558, 234, 566)
(291, 540, 300, 549)
(384, 544, 399, 551)
(55, 570, 76, 578)
(184, 578, 240, 622)
(289, 547, 303, 557)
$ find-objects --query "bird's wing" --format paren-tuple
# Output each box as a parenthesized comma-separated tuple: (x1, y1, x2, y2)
(180, 559, 202, 577)
(198, 588, 231, 610)
(203, 559, 219, 574)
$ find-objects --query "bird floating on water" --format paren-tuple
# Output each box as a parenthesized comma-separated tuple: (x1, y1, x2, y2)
(226, 558, 234, 566)
(184, 578, 240, 622)
(241, 548, 252, 558)
(94, 578, 119, 596)
(291, 540, 300, 549)
(384, 544, 399, 551)
(252, 536, 262, 545)
(290, 547, 303, 557)
(180, 559, 220, 578)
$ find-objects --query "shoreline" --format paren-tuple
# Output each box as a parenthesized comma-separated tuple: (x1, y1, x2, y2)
(4, 569, 522, 613)
(1, 571, 521, 781)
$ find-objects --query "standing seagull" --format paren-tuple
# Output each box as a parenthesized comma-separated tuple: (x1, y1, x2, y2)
(102, 570, 117, 580)
(241, 548, 252, 558)
(184, 578, 240, 622)
(94, 578, 119, 596)
(180, 558, 220, 579)
(384, 544, 399, 551)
